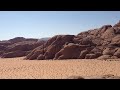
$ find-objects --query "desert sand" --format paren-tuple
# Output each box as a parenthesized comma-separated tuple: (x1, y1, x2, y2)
(0, 57, 120, 79)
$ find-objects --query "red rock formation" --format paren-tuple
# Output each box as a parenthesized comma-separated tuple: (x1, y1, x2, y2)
(102, 47, 117, 56)
(97, 55, 112, 59)
(1, 21, 120, 60)
(54, 43, 82, 59)
(1, 51, 26, 58)
(0, 37, 46, 58)
(25, 21, 120, 60)
(85, 54, 98, 59)
(37, 54, 45, 60)
(26, 35, 75, 60)
(114, 48, 120, 58)
(78, 50, 89, 59)
(25, 45, 46, 60)
(9, 37, 26, 44)
(0, 41, 11, 46)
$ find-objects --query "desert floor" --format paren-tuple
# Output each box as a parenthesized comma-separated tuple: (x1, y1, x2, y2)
(0, 57, 120, 79)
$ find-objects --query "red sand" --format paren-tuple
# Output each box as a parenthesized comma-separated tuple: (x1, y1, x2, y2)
(0, 57, 120, 79)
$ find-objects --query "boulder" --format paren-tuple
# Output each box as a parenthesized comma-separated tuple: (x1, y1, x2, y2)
(78, 50, 89, 59)
(85, 54, 98, 59)
(26, 35, 75, 60)
(97, 55, 112, 59)
(90, 47, 100, 53)
(44, 45, 62, 59)
(102, 47, 116, 55)
(45, 35, 74, 47)
(101, 27, 115, 39)
(114, 27, 120, 34)
(55, 44, 91, 60)
(26, 45, 45, 60)
(54, 43, 81, 59)
(114, 48, 120, 58)
(110, 35, 120, 47)
(27, 49, 44, 60)
(111, 56, 118, 59)
(37, 54, 45, 60)
(79, 36, 96, 46)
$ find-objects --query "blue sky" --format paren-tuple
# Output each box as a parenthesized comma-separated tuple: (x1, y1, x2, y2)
(0, 11, 120, 40)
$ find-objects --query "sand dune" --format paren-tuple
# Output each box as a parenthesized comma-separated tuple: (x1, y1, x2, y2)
(0, 57, 120, 79)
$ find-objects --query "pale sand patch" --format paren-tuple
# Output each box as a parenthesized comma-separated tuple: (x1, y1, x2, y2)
(0, 57, 120, 79)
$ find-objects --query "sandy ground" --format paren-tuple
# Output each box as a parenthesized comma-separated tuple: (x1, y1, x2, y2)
(0, 57, 120, 79)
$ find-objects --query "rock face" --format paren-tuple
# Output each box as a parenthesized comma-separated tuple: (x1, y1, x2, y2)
(5, 41, 45, 52)
(113, 48, 120, 58)
(54, 44, 90, 60)
(0, 37, 46, 58)
(26, 21, 120, 60)
(26, 35, 75, 60)
(1, 51, 26, 58)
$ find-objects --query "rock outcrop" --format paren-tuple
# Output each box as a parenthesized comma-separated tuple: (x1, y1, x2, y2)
(54, 44, 90, 60)
(26, 21, 120, 60)
(26, 35, 75, 60)
(1, 51, 27, 58)
(1, 21, 120, 60)
(0, 37, 47, 58)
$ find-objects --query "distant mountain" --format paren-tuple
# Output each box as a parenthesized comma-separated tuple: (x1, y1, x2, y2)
(0, 37, 46, 58)
(38, 37, 50, 41)
(9, 37, 26, 43)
